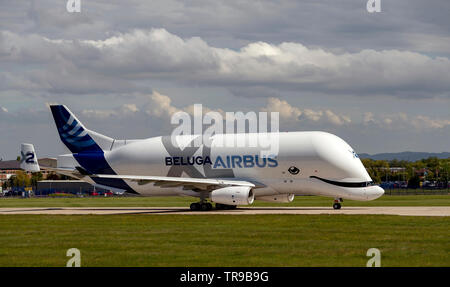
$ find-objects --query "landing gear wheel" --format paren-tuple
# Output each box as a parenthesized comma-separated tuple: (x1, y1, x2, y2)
(333, 203, 341, 210)
(190, 202, 201, 211)
(201, 203, 212, 211)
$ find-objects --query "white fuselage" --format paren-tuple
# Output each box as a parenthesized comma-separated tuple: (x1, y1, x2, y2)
(59, 131, 384, 201)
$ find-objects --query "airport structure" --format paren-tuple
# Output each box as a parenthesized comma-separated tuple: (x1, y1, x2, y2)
(0, 160, 21, 183)
(35, 180, 110, 196)
(0, 158, 55, 185)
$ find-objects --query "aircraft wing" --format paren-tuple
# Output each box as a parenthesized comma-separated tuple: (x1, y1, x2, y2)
(93, 174, 258, 191)
(38, 165, 260, 191)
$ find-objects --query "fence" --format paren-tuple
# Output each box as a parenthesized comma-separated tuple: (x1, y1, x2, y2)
(383, 188, 449, 196)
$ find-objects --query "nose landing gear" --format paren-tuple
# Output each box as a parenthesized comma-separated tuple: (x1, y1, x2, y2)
(333, 198, 343, 210)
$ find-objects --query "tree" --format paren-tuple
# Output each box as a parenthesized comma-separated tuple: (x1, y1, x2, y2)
(46, 172, 61, 180)
(11, 171, 31, 187)
(408, 175, 421, 188)
(31, 172, 43, 189)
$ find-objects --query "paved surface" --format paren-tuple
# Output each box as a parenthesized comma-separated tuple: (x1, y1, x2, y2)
(0, 206, 449, 216)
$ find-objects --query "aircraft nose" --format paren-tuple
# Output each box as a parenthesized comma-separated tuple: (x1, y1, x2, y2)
(376, 186, 384, 197)
(367, 186, 384, 200)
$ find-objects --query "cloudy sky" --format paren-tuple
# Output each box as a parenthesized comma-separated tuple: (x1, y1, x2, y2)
(1, 0, 449, 159)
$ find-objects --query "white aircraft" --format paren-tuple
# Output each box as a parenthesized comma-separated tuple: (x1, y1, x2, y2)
(21, 105, 384, 211)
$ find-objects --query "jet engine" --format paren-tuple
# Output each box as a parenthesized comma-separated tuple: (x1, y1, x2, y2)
(256, 194, 295, 203)
(210, 186, 254, 205)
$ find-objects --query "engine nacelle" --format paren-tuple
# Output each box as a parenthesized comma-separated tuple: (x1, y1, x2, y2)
(210, 186, 254, 206)
(256, 194, 295, 203)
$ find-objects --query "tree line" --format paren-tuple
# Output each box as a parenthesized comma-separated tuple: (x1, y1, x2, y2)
(2, 157, 449, 190)
(362, 157, 449, 187)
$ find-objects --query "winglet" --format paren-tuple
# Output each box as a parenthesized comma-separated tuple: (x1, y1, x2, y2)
(20, 143, 40, 172)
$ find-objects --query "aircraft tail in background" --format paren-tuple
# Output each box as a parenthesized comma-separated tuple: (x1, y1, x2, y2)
(20, 143, 40, 173)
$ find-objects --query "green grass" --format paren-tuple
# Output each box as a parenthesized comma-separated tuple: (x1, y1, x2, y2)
(0, 194, 449, 208)
(1, 194, 448, 266)
(0, 214, 448, 267)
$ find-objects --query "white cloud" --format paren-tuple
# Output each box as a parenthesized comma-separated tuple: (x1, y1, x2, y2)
(324, 110, 350, 126)
(146, 91, 181, 117)
(383, 118, 393, 125)
(262, 97, 350, 126)
(82, 104, 140, 119)
(411, 115, 450, 129)
(122, 104, 139, 114)
(183, 105, 225, 117)
(82, 109, 116, 119)
(302, 109, 323, 122)
(0, 107, 8, 113)
(146, 91, 225, 119)
(364, 112, 450, 130)
(363, 112, 375, 125)
(262, 97, 302, 121)
(81, 90, 225, 120)
(2, 29, 450, 98)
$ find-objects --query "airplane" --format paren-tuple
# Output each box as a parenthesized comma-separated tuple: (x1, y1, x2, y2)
(20, 105, 384, 211)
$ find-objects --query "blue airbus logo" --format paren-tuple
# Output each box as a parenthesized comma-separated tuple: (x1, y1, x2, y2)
(165, 155, 278, 168)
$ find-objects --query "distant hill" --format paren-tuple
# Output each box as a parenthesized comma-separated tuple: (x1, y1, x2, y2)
(359, 152, 450, 161)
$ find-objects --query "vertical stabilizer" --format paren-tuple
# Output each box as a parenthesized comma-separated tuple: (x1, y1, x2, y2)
(20, 143, 40, 172)
(49, 105, 114, 153)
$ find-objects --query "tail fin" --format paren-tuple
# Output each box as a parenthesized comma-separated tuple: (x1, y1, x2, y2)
(49, 105, 114, 153)
(20, 143, 40, 172)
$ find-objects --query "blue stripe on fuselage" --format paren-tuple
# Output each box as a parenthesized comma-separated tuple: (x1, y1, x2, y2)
(73, 152, 137, 194)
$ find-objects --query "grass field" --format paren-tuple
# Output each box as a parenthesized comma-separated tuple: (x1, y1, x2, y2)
(0, 214, 448, 267)
(1, 195, 448, 267)
(0, 194, 449, 208)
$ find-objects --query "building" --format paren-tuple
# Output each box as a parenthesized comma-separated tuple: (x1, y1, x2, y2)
(389, 167, 406, 173)
(0, 160, 21, 184)
(36, 180, 111, 196)
(0, 158, 57, 185)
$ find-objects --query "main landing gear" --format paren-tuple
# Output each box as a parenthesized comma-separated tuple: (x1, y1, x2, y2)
(333, 198, 343, 210)
(190, 202, 213, 211)
(190, 191, 213, 211)
(189, 202, 237, 211)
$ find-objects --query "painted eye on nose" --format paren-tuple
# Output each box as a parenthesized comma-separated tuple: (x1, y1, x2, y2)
(288, 166, 300, 175)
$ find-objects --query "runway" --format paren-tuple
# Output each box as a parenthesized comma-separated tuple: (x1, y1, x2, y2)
(0, 206, 449, 216)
